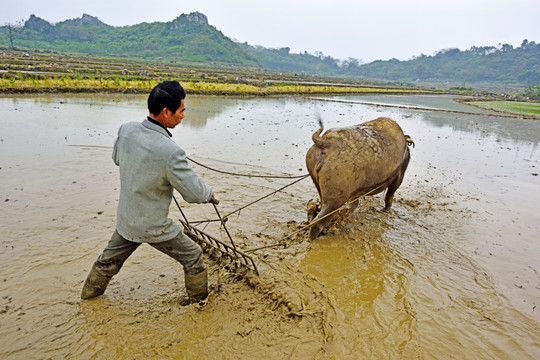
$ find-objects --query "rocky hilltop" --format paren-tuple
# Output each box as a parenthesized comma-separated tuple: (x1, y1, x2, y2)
(5, 12, 259, 66)
(64, 14, 106, 26)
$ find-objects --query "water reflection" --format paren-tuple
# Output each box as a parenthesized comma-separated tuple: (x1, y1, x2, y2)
(329, 95, 540, 145)
(5, 93, 537, 148)
(182, 95, 246, 128)
(418, 110, 540, 146)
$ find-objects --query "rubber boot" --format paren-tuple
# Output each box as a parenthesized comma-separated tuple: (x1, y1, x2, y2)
(184, 268, 208, 303)
(81, 264, 111, 300)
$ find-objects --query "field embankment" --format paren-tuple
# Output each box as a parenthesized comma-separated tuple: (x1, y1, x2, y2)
(467, 100, 540, 118)
(0, 49, 432, 95)
(2, 49, 539, 118)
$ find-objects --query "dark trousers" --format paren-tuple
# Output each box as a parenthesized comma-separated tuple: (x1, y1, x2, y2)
(92, 229, 205, 279)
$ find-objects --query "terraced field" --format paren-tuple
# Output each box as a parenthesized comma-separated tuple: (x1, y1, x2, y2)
(0, 49, 430, 95)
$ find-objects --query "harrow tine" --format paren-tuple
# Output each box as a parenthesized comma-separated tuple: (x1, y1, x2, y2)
(178, 218, 259, 275)
(173, 195, 259, 275)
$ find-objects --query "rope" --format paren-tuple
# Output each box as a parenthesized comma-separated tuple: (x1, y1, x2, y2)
(223, 174, 309, 219)
(246, 141, 412, 252)
(180, 174, 310, 228)
(212, 202, 237, 251)
(284, 196, 363, 239)
(67, 145, 308, 180)
(245, 178, 388, 254)
(187, 156, 308, 179)
(244, 196, 365, 253)
(184, 155, 311, 219)
(174, 156, 311, 226)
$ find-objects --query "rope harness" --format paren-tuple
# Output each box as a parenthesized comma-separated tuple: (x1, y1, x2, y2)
(71, 140, 413, 272)
(173, 158, 312, 275)
(178, 136, 411, 258)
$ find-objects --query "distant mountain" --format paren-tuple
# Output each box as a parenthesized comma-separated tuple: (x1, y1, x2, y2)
(2, 12, 260, 66)
(1, 13, 539, 88)
(353, 41, 540, 88)
(238, 41, 540, 88)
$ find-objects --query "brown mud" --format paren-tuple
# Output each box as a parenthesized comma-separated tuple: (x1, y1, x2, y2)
(1, 94, 539, 359)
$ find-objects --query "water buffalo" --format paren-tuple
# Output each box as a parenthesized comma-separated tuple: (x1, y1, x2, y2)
(305, 117, 413, 239)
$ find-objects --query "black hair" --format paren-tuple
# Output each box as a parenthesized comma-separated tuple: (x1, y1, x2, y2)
(147, 80, 186, 115)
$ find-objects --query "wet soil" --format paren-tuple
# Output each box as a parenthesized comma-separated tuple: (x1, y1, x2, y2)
(1, 94, 539, 359)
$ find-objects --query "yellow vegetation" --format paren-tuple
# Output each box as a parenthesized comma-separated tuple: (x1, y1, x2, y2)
(0, 77, 428, 95)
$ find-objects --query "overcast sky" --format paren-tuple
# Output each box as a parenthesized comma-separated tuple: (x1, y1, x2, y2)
(2, 0, 539, 63)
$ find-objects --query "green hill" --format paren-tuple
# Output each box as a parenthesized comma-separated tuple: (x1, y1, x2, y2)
(1, 13, 539, 89)
(237, 43, 341, 75)
(353, 42, 540, 88)
(1, 13, 260, 66)
(238, 41, 539, 88)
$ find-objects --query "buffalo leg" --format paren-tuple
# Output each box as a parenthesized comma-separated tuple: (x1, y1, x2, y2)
(308, 204, 338, 240)
(384, 150, 410, 211)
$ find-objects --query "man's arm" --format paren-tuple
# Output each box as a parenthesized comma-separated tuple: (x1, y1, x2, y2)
(166, 148, 213, 204)
(112, 126, 122, 166)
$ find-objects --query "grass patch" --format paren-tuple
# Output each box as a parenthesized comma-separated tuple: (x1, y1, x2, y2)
(469, 101, 540, 118)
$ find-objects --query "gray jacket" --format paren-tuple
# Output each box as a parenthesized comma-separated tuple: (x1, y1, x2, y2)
(112, 119, 212, 243)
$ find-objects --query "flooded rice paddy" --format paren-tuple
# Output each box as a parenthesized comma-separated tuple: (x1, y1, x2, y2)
(1, 93, 539, 359)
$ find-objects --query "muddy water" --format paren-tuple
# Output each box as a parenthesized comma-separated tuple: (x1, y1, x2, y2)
(1, 94, 539, 359)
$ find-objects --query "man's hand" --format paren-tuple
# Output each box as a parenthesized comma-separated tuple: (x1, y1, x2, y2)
(210, 194, 219, 205)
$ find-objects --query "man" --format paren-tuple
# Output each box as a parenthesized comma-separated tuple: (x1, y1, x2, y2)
(81, 80, 217, 303)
